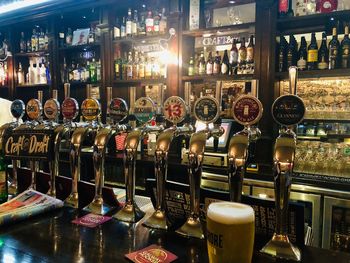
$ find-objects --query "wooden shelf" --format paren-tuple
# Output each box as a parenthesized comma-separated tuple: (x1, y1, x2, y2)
(303, 118, 350, 123)
(182, 22, 255, 38)
(206, 0, 255, 9)
(275, 68, 350, 80)
(113, 78, 166, 85)
(67, 81, 101, 86)
(277, 10, 350, 34)
(58, 43, 100, 52)
(14, 51, 49, 57)
(16, 83, 49, 88)
(113, 33, 169, 45)
(182, 74, 254, 82)
(297, 135, 322, 140)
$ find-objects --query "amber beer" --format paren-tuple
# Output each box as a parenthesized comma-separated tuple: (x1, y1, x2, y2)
(206, 202, 255, 263)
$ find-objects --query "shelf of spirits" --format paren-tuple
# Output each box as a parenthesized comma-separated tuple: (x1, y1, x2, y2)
(16, 83, 49, 88)
(182, 74, 253, 82)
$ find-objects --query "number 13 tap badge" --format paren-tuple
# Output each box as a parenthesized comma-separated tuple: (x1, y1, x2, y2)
(163, 96, 187, 125)
(232, 95, 263, 126)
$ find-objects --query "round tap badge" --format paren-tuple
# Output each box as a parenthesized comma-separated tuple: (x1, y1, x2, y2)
(44, 99, 60, 120)
(109, 98, 128, 123)
(81, 98, 101, 122)
(163, 96, 187, 125)
(26, 99, 42, 121)
(133, 97, 156, 123)
(193, 96, 220, 124)
(232, 95, 263, 126)
(62, 97, 79, 121)
(272, 95, 306, 126)
(10, 99, 25, 120)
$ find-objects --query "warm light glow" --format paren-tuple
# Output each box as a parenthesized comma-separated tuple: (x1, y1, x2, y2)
(0, 0, 54, 14)
(159, 50, 178, 66)
(258, 193, 268, 199)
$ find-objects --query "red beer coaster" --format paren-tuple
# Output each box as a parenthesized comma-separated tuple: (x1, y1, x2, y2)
(72, 213, 111, 228)
(125, 244, 178, 263)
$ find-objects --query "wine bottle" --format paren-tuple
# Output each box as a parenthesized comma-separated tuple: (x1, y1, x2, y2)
(206, 51, 213, 75)
(318, 32, 329, 70)
(198, 51, 206, 75)
(247, 35, 254, 64)
(286, 0, 294, 17)
(229, 39, 238, 75)
(126, 8, 133, 37)
(238, 37, 247, 66)
(307, 32, 318, 70)
(297, 36, 307, 71)
(341, 25, 350, 69)
(287, 35, 297, 68)
(121, 17, 126, 38)
(213, 51, 221, 74)
(278, 35, 287, 72)
(188, 56, 194, 76)
(221, 50, 230, 75)
(329, 27, 340, 70)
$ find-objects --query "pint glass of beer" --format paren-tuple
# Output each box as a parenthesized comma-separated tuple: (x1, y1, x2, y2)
(206, 202, 255, 263)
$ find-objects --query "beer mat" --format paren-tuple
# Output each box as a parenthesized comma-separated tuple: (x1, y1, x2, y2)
(125, 244, 178, 263)
(71, 213, 111, 228)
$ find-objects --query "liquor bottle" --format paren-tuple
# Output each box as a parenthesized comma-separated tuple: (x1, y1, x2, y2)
(20, 32, 26, 53)
(297, 36, 307, 70)
(287, 35, 297, 68)
(159, 8, 167, 34)
(238, 37, 247, 65)
(133, 51, 139, 79)
(341, 25, 350, 68)
(221, 50, 230, 75)
(145, 11, 154, 35)
(114, 17, 121, 39)
(194, 53, 199, 75)
(126, 8, 133, 37)
(17, 62, 25, 85)
(145, 56, 152, 79)
(139, 53, 145, 79)
(38, 29, 44, 50)
(278, 0, 289, 17)
(90, 59, 97, 83)
(198, 51, 206, 75)
(44, 29, 49, 50)
(115, 50, 121, 80)
(206, 51, 213, 75)
(213, 51, 221, 74)
(39, 60, 47, 84)
(121, 17, 126, 38)
(318, 32, 329, 70)
(28, 60, 35, 84)
(153, 9, 160, 34)
(229, 39, 238, 75)
(58, 26, 65, 47)
(278, 35, 287, 72)
(247, 35, 254, 64)
(307, 32, 318, 70)
(132, 10, 139, 36)
(329, 27, 340, 70)
(188, 56, 194, 76)
(73, 63, 81, 82)
(31, 29, 37, 52)
(26, 38, 31, 53)
(66, 28, 73, 46)
(126, 51, 133, 79)
(0, 154, 8, 204)
(286, 0, 294, 17)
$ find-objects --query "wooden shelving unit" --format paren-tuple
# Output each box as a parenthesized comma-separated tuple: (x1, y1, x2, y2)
(113, 78, 167, 85)
(276, 68, 350, 80)
(182, 74, 254, 82)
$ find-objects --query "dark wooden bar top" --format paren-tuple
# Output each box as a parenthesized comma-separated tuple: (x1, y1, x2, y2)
(0, 208, 350, 263)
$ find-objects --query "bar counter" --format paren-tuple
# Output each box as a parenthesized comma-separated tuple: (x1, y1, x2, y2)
(0, 207, 349, 263)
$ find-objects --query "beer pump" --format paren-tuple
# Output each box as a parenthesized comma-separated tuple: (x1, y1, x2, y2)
(113, 96, 163, 223)
(143, 95, 194, 230)
(84, 87, 129, 215)
(176, 96, 224, 239)
(65, 85, 101, 208)
(228, 95, 263, 202)
(261, 67, 304, 261)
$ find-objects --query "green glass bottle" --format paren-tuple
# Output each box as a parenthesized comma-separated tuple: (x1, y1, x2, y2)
(0, 154, 8, 203)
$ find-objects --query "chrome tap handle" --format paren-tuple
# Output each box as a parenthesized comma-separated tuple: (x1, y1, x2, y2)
(93, 145, 103, 200)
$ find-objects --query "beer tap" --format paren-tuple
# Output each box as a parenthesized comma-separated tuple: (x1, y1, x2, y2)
(261, 67, 304, 261)
(65, 85, 101, 208)
(143, 95, 194, 230)
(228, 95, 263, 202)
(176, 96, 224, 239)
(84, 87, 129, 215)
(113, 96, 163, 223)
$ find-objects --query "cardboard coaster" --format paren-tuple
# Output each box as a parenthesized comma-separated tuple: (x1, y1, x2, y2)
(72, 213, 111, 228)
(125, 244, 178, 263)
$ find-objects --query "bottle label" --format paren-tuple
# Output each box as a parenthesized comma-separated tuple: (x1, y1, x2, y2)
(221, 64, 228, 74)
(73, 69, 80, 81)
(126, 21, 132, 35)
(330, 47, 338, 58)
(127, 65, 133, 78)
(206, 63, 213, 74)
(213, 63, 220, 74)
(59, 33, 65, 39)
(154, 24, 160, 33)
(146, 19, 154, 33)
(188, 66, 194, 76)
(199, 64, 205, 75)
(318, 60, 328, 70)
(279, 0, 288, 13)
(229, 50, 238, 64)
(239, 50, 247, 63)
(121, 26, 126, 38)
(247, 47, 254, 62)
(139, 65, 145, 78)
(114, 27, 121, 38)
(297, 57, 306, 69)
(342, 46, 350, 58)
(307, 49, 318, 62)
(131, 22, 137, 35)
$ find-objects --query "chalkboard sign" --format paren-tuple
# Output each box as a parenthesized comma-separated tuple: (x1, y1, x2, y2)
(4, 128, 55, 161)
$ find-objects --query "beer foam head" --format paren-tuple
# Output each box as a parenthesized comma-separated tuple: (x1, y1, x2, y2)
(207, 202, 255, 225)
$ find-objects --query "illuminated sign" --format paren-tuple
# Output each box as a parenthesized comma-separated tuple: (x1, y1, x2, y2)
(0, 0, 54, 15)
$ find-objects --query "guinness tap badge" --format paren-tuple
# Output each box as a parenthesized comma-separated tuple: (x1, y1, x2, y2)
(81, 98, 100, 122)
(133, 97, 156, 123)
(233, 95, 263, 126)
(272, 95, 305, 126)
(109, 98, 128, 123)
(26, 99, 42, 121)
(62, 97, 79, 121)
(163, 96, 187, 125)
(44, 99, 60, 120)
(193, 96, 219, 123)
(10, 99, 25, 120)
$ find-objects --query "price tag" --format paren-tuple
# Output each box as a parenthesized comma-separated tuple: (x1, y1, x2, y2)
(163, 96, 187, 125)
(81, 98, 100, 122)
(62, 97, 79, 121)
(10, 99, 25, 120)
(133, 97, 156, 123)
(44, 99, 60, 120)
(109, 98, 128, 123)
(193, 96, 219, 124)
(232, 95, 263, 126)
(26, 99, 42, 121)
(272, 95, 305, 126)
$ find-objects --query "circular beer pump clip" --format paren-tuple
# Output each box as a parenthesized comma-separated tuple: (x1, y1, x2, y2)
(163, 96, 187, 125)
(133, 97, 156, 124)
(26, 99, 43, 121)
(44, 99, 61, 121)
(109, 98, 129, 124)
(193, 96, 220, 124)
(10, 99, 25, 120)
(232, 95, 263, 126)
(62, 97, 79, 121)
(81, 98, 101, 122)
(271, 94, 306, 127)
